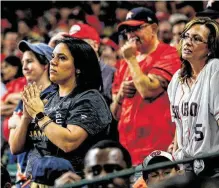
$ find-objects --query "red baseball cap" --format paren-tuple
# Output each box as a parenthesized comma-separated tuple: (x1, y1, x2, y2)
(65, 23, 100, 44)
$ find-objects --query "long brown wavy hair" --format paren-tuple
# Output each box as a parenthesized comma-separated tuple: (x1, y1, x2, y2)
(178, 17, 219, 83)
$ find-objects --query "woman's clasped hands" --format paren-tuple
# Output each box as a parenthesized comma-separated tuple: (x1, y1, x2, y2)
(21, 82, 44, 119)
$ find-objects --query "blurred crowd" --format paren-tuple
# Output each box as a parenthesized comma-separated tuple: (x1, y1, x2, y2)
(1, 1, 219, 188)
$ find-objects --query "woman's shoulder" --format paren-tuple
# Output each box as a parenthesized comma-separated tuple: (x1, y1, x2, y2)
(77, 89, 103, 99)
(173, 69, 181, 78)
(206, 58, 219, 73)
(170, 69, 181, 84)
(76, 89, 109, 110)
(168, 69, 181, 95)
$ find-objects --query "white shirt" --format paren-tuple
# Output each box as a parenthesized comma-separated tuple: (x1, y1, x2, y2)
(168, 58, 219, 160)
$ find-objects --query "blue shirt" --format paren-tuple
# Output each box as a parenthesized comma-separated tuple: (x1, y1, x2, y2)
(14, 84, 57, 179)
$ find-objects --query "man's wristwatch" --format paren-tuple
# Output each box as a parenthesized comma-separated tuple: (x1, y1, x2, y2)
(35, 112, 46, 123)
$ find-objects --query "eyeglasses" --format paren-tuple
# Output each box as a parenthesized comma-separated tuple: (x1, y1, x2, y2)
(121, 24, 150, 35)
(181, 34, 208, 45)
(88, 164, 124, 176)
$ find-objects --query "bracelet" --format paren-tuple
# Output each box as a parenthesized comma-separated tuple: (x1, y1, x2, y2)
(40, 119, 53, 131)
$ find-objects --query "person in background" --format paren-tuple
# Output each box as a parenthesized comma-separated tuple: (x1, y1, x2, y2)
(48, 31, 66, 48)
(133, 150, 180, 188)
(112, 7, 181, 166)
(168, 17, 219, 177)
(1, 55, 26, 142)
(115, 2, 133, 23)
(99, 37, 119, 68)
(55, 140, 132, 188)
(8, 41, 55, 187)
(1, 55, 23, 85)
(196, 0, 219, 23)
(17, 18, 43, 42)
(1, 29, 20, 58)
(1, 55, 25, 168)
(169, 14, 188, 48)
(174, 1, 203, 20)
(9, 37, 112, 186)
(158, 20, 172, 44)
(81, 1, 103, 35)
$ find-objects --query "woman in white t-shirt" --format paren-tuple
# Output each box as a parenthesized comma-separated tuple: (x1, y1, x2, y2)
(168, 17, 219, 176)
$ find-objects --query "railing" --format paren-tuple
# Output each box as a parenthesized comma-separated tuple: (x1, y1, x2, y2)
(61, 151, 219, 188)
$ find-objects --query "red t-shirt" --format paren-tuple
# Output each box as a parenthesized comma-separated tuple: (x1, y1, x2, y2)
(112, 43, 181, 165)
(2, 77, 27, 102)
(2, 77, 27, 141)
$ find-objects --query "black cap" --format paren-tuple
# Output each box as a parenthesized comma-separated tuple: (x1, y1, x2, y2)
(118, 7, 158, 32)
(196, 1, 219, 19)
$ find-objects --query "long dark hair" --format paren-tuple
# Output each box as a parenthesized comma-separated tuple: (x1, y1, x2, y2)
(4, 55, 23, 79)
(178, 17, 219, 82)
(56, 37, 103, 92)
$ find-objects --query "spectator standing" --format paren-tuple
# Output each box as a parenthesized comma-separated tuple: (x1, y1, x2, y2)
(168, 17, 219, 177)
(111, 7, 181, 166)
(8, 41, 55, 187)
(10, 38, 112, 180)
(66, 24, 118, 141)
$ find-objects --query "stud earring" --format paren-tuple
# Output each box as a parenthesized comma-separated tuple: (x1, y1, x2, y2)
(76, 69, 81, 74)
